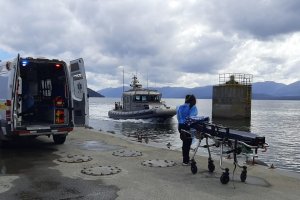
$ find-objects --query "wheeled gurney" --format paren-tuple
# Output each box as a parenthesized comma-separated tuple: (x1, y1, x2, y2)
(182, 116, 269, 184)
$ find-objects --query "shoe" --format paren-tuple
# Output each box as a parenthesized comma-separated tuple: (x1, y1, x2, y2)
(182, 162, 190, 166)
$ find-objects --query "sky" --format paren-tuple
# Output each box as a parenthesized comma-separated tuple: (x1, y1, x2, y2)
(1, 0, 300, 90)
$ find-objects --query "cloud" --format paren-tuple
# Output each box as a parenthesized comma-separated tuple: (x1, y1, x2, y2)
(199, 0, 300, 39)
(1, 0, 300, 90)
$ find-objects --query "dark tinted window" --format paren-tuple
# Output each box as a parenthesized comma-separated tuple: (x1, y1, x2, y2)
(70, 63, 80, 72)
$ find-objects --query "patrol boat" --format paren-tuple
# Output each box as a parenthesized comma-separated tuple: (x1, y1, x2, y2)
(108, 75, 176, 119)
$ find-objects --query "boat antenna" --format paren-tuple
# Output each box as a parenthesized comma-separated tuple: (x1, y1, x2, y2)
(147, 71, 149, 89)
(123, 67, 124, 92)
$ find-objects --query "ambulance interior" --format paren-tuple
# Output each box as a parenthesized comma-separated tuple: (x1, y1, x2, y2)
(19, 60, 70, 126)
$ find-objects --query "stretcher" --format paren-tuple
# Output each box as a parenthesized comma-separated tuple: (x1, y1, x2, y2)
(182, 116, 269, 184)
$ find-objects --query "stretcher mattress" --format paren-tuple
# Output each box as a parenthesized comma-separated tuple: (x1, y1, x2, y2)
(185, 116, 265, 146)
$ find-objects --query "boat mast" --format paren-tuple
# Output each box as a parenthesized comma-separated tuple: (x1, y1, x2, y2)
(121, 67, 124, 110)
(123, 67, 124, 92)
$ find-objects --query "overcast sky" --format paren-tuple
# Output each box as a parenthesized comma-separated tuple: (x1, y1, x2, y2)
(1, 0, 300, 90)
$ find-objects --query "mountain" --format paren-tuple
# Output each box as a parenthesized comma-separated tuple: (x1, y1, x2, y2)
(154, 86, 213, 98)
(274, 81, 300, 96)
(99, 86, 130, 97)
(88, 88, 104, 97)
(252, 81, 285, 96)
(98, 81, 300, 100)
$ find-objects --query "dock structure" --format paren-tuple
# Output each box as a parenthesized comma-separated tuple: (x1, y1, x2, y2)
(212, 73, 253, 119)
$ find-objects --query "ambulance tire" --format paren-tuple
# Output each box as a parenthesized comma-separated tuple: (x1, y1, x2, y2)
(53, 135, 66, 144)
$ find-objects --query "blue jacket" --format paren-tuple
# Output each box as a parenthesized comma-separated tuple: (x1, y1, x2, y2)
(176, 103, 198, 124)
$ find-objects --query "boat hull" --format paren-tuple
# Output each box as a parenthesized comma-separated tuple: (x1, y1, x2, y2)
(108, 108, 176, 120)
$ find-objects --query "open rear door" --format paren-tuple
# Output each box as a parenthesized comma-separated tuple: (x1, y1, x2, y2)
(69, 58, 89, 127)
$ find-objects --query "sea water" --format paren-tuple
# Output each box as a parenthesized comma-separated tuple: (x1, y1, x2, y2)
(89, 97, 300, 173)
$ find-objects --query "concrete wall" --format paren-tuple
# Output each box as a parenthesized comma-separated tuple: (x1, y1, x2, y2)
(212, 85, 251, 119)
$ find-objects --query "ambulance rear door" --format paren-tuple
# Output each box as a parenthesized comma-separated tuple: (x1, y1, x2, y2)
(69, 58, 89, 127)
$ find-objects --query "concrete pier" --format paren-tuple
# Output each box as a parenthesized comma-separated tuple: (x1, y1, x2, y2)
(212, 73, 252, 119)
(0, 128, 299, 200)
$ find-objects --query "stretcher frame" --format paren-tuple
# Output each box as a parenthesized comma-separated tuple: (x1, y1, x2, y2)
(183, 117, 269, 184)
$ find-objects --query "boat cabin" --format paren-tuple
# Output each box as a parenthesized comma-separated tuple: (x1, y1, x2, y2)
(122, 91, 161, 111)
(121, 75, 162, 111)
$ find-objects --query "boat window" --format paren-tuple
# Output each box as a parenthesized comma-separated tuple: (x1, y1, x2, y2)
(142, 96, 147, 101)
(135, 95, 141, 101)
(149, 96, 154, 101)
(149, 95, 160, 102)
(134, 95, 149, 102)
(155, 96, 160, 101)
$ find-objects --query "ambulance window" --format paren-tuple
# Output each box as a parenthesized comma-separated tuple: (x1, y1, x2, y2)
(0, 72, 9, 99)
(70, 63, 80, 72)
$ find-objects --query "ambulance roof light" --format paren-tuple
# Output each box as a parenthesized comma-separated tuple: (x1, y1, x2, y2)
(22, 60, 28, 66)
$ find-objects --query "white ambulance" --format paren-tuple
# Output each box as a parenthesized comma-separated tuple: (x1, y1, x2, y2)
(0, 54, 88, 144)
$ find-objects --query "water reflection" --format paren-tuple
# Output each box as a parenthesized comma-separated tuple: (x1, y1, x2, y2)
(212, 117, 251, 132)
(112, 118, 178, 143)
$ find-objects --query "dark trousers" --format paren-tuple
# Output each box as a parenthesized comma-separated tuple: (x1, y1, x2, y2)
(178, 124, 192, 163)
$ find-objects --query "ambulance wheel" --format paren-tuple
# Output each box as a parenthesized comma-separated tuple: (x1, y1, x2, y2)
(191, 163, 198, 174)
(220, 168, 230, 184)
(208, 159, 215, 172)
(240, 166, 247, 182)
(0, 140, 9, 147)
(53, 135, 66, 144)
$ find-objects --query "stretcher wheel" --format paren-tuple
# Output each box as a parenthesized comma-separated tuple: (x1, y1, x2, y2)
(208, 159, 215, 172)
(240, 166, 247, 182)
(191, 164, 197, 174)
(191, 159, 198, 174)
(220, 168, 230, 184)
